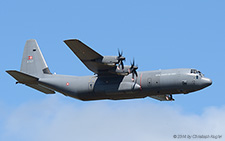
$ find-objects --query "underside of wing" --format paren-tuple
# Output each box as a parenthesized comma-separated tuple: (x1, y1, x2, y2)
(64, 39, 115, 74)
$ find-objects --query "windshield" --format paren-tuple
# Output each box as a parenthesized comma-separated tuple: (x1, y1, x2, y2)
(190, 69, 204, 77)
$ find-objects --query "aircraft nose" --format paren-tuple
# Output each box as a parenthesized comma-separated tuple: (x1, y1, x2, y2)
(201, 77, 212, 87)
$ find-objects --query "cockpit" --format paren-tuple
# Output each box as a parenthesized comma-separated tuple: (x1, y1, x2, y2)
(190, 69, 204, 78)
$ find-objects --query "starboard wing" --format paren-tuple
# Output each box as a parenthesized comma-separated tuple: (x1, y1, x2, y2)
(64, 39, 116, 74)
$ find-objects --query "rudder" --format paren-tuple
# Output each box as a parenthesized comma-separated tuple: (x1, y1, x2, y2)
(20, 39, 51, 78)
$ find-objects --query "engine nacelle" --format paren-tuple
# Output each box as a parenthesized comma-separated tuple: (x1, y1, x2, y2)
(101, 56, 120, 65)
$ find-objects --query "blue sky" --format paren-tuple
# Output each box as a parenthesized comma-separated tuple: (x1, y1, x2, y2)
(1, 0, 225, 140)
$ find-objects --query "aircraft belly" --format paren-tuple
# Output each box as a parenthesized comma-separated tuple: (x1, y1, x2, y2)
(77, 81, 143, 100)
(78, 91, 147, 101)
(94, 82, 141, 94)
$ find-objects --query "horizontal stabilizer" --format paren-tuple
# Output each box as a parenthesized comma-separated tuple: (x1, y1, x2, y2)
(6, 70, 55, 94)
(26, 84, 55, 94)
(6, 70, 38, 84)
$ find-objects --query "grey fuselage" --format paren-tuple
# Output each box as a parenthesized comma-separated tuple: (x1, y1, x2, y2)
(38, 68, 212, 101)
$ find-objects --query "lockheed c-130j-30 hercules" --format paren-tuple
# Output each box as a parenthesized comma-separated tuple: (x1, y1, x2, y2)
(6, 39, 212, 101)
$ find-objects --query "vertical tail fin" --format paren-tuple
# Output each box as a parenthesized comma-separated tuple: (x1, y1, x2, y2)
(20, 39, 51, 78)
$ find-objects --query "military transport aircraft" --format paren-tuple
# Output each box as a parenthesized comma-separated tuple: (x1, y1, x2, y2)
(6, 39, 212, 101)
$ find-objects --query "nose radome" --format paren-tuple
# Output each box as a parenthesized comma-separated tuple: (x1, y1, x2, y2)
(201, 77, 212, 87)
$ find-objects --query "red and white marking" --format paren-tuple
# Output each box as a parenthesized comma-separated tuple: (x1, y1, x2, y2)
(139, 73, 143, 90)
(66, 82, 69, 86)
(28, 56, 33, 60)
(166, 96, 169, 101)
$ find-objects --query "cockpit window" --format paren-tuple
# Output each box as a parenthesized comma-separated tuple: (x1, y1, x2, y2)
(191, 69, 198, 74)
(198, 71, 204, 77)
(191, 69, 204, 77)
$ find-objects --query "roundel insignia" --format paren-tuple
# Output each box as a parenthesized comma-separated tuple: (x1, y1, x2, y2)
(28, 56, 33, 60)
(66, 82, 69, 86)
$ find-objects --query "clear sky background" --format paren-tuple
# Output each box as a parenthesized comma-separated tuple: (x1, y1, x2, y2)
(1, 0, 225, 140)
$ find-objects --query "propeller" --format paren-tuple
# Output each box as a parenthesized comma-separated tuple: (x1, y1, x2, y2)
(117, 49, 125, 69)
(129, 58, 138, 80)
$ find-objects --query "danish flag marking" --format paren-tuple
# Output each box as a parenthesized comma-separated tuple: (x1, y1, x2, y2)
(28, 56, 33, 60)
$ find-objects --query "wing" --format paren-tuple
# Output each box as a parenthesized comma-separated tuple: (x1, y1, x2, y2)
(64, 39, 115, 74)
(150, 95, 174, 101)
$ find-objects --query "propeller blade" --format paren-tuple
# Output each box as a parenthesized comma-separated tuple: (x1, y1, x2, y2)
(134, 70, 138, 77)
(130, 62, 134, 70)
(129, 58, 138, 80)
(118, 49, 123, 57)
(118, 61, 124, 70)
(122, 61, 124, 69)
(117, 49, 125, 69)
(132, 72, 134, 80)
(118, 49, 121, 57)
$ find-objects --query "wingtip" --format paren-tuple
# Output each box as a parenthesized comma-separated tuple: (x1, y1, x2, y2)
(6, 70, 16, 73)
(6, 70, 19, 75)
(64, 39, 80, 43)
